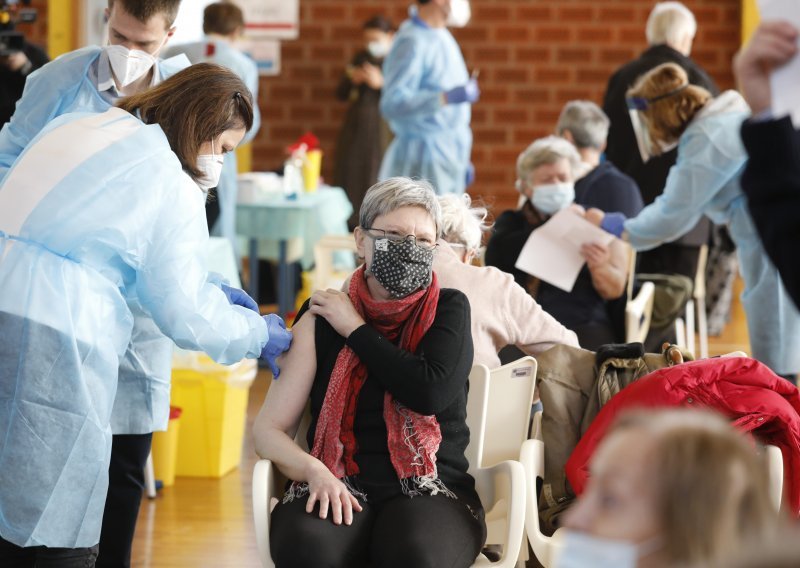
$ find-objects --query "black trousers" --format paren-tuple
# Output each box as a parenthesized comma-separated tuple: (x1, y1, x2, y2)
(270, 493, 486, 568)
(95, 433, 153, 568)
(0, 537, 98, 567)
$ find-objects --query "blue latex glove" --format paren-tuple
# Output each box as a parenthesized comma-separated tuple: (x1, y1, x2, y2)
(600, 212, 627, 238)
(220, 283, 259, 313)
(261, 314, 292, 378)
(465, 162, 475, 187)
(444, 78, 480, 105)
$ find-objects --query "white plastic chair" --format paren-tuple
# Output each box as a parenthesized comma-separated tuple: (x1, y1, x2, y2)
(252, 362, 530, 568)
(624, 250, 656, 344)
(311, 233, 357, 292)
(519, 412, 563, 568)
(467, 358, 537, 567)
(675, 245, 709, 358)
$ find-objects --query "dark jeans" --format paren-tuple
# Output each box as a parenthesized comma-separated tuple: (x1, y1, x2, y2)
(270, 492, 486, 568)
(0, 537, 98, 567)
(95, 433, 153, 568)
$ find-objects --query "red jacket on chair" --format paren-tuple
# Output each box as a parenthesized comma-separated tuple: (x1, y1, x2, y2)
(565, 357, 800, 516)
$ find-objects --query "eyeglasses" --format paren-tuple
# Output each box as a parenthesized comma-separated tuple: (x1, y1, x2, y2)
(362, 227, 439, 252)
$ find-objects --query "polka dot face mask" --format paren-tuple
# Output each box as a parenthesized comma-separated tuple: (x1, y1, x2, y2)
(366, 236, 436, 298)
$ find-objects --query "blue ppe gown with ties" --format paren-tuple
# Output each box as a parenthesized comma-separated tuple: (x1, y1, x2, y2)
(164, 38, 261, 258)
(0, 46, 197, 436)
(0, 107, 269, 548)
(378, 12, 472, 195)
(623, 91, 800, 375)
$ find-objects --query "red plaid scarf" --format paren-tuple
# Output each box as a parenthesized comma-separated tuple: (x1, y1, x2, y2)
(309, 265, 449, 496)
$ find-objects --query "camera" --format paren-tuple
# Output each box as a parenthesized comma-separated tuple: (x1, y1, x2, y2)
(1, 0, 37, 57)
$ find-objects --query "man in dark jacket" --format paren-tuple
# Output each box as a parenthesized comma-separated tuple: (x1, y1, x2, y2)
(736, 20, 800, 309)
(603, 1, 718, 278)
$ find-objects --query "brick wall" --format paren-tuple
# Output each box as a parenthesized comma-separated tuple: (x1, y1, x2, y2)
(254, 0, 741, 213)
(8, 0, 48, 48)
(21, 1, 742, 213)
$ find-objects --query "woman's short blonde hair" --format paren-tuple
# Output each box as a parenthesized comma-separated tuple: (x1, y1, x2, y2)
(609, 409, 778, 567)
(359, 177, 442, 237)
(627, 63, 712, 150)
(516, 135, 582, 184)
(438, 194, 490, 253)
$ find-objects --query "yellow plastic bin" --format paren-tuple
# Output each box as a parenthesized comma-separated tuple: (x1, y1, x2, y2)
(151, 406, 182, 486)
(170, 353, 257, 478)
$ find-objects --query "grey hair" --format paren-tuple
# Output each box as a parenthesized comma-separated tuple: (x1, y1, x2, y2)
(556, 100, 611, 150)
(646, 2, 697, 46)
(517, 135, 583, 183)
(438, 194, 490, 253)
(359, 177, 442, 237)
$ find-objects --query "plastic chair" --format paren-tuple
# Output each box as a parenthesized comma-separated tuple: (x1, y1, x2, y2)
(520, 412, 563, 568)
(311, 233, 357, 292)
(467, 358, 537, 567)
(675, 245, 709, 358)
(625, 250, 656, 344)
(252, 362, 530, 568)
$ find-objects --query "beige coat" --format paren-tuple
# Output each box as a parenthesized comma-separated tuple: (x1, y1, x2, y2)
(433, 242, 579, 368)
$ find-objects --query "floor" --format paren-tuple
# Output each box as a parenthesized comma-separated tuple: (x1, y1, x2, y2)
(130, 290, 752, 567)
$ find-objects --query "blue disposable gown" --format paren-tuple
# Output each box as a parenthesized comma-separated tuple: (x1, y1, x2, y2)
(165, 38, 261, 255)
(0, 107, 268, 548)
(624, 92, 800, 374)
(378, 15, 471, 195)
(0, 46, 197, 436)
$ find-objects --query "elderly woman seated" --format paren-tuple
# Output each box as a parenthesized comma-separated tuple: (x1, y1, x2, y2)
(253, 178, 485, 568)
(485, 136, 630, 350)
(435, 193, 579, 368)
(558, 409, 780, 567)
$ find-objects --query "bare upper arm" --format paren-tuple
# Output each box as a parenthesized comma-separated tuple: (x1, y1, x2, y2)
(253, 311, 318, 439)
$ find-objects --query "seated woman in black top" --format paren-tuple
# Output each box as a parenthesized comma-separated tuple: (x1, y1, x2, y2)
(254, 177, 484, 568)
(485, 136, 630, 350)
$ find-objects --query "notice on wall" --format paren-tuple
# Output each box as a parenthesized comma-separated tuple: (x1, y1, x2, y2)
(243, 39, 282, 77)
(759, 0, 800, 127)
(238, 0, 299, 40)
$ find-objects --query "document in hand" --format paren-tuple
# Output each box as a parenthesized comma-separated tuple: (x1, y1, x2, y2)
(514, 208, 616, 293)
(759, 0, 800, 127)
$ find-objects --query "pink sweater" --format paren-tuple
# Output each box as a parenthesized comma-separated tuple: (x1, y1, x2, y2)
(434, 243, 580, 369)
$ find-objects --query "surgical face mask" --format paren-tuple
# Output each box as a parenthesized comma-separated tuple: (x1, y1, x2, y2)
(366, 236, 435, 298)
(531, 182, 575, 216)
(367, 40, 391, 59)
(196, 141, 225, 191)
(552, 531, 663, 568)
(446, 0, 471, 28)
(104, 39, 164, 87)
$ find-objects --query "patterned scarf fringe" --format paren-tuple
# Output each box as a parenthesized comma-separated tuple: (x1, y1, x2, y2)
(400, 475, 457, 499)
(282, 477, 368, 505)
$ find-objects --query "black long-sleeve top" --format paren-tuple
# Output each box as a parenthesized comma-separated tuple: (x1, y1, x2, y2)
(295, 288, 480, 506)
(741, 115, 800, 309)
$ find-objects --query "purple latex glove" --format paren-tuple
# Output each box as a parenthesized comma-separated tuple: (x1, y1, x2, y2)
(221, 283, 259, 313)
(445, 78, 480, 104)
(261, 314, 292, 378)
(600, 212, 627, 238)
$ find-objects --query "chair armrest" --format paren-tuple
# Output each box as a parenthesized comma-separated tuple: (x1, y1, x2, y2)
(471, 460, 526, 568)
(625, 281, 655, 343)
(253, 459, 278, 568)
(520, 438, 557, 567)
(766, 444, 784, 511)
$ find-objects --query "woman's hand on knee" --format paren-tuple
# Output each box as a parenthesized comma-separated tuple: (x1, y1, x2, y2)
(305, 463, 363, 526)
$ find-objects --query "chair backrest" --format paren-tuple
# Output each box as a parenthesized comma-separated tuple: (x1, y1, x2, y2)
(693, 244, 709, 300)
(465, 357, 538, 472)
(624, 248, 656, 344)
(313, 234, 357, 292)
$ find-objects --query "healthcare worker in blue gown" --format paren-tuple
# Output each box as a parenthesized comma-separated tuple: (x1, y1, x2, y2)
(379, 0, 478, 195)
(0, 64, 291, 563)
(0, 3, 207, 565)
(165, 1, 261, 258)
(594, 62, 800, 380)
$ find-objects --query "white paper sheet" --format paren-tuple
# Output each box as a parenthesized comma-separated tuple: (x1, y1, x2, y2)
(514, 209, 616, 293)
(759, 0, 800, 127)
